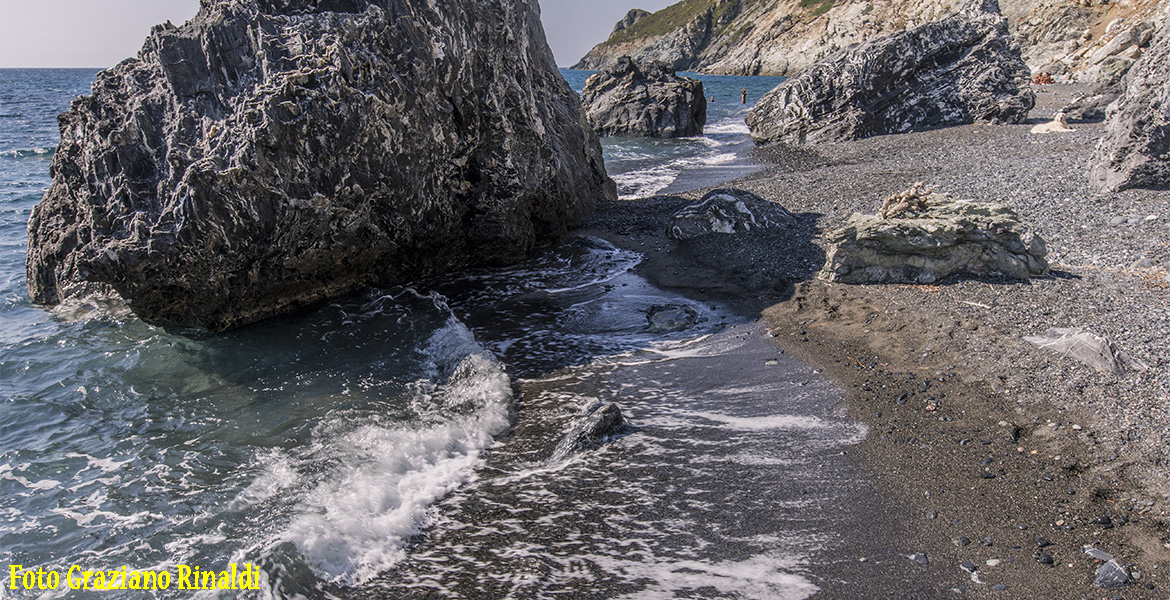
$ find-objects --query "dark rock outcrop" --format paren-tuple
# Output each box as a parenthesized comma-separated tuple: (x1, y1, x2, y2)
(1090, 19, 1170, 192)
(550, 402, 626, 461)
(667, 188, 796, 240)
(818, 193, 1049, 284)
(26, 0, 614, 331)
(746, 0, 1034, 145)
(580, 57, 706, 138)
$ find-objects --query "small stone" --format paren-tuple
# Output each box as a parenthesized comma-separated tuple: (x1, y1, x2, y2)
(993, 583, 1008, 591)
(953, 536, 972, 547)
(983, 537, 994, 547)
(1068, 487, 1077, 495)
(1036, 537, 1052, 548)
(961, 561, 977, 573)
(986, 559, 1002, 567)
(1072, 424, 1082, 430)
(1018, 525, 1028, 530)
(1037, 552, 1054, 566)
(1095, 560, 1131, 589)
(912, 552, 929, 565)
(859, 557, 868, 563)
(1094, 515, 1113, 526)
(981, 471, 997, 479)
(928, 510, 939, 519)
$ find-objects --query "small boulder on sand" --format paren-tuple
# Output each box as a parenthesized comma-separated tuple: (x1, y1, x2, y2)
(819, 189, 1049, 284)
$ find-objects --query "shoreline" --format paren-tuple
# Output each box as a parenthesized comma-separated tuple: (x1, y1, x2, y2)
(579, 82, 1169, 597)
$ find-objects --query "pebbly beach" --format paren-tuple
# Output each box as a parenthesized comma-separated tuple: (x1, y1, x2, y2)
(5, 0, 1169, 597)
(580, 83, 1170, 597)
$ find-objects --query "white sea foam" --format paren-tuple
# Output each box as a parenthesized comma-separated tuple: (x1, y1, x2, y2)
(278, 320, 513, 585)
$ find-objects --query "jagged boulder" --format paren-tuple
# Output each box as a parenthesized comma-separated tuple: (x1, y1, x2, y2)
(581, 57, 706, 138)
(26, 0, 614, 331)
(818, 193, 1049, 284)
(1090, 19, 1170, 192)
(746, 0, 1034, 144)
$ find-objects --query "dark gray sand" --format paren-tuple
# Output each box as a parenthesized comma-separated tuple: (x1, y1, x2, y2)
(581, 84, 1170, 598)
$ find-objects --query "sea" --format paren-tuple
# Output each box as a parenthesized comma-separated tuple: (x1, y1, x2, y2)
(0, 68, 872, 599)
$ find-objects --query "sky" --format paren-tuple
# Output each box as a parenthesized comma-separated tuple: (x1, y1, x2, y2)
(0, 0, 676, 69)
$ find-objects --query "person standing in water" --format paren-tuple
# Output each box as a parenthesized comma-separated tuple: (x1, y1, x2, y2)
(741, 88, 747, 104)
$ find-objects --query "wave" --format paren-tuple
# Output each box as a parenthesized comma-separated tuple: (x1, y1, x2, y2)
(271, 315, 513, 586)
(1, 147, 55, 159)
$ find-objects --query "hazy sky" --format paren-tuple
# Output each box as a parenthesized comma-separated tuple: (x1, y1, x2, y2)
(0, 0, 676, 68)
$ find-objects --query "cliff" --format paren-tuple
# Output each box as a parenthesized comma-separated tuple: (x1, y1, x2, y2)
(574, 0, 1170, 82)
(27, 0, 614, 331)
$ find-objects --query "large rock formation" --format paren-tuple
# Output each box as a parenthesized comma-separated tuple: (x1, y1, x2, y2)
(818, 193, 1049, 284)
(746, 0, 1034, 145)
(26, 0, 614, 331)
(580, 57, 706, 138)
(574, 0, 1166, 84)
(1090, 19, 1170, 192)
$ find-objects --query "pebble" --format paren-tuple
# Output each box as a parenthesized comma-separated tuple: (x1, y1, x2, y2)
(1037, 552, 1054, 566)
(1072, 424, 1082, 430)
(981, 472, 996, 479)
(1036, 536, 1051, 548)
(983, 537, 994, 547)
(953, 536, 971, 547)
(928, 510, 938, 519)
(993, 583, 1007, 591)
(960, 561, 977, 573)
(986, 559, 1002, 567)
(912, 552, 929, 566)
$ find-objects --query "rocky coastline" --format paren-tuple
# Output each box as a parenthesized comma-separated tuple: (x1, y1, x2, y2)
(580, 83, 1169, 597)
(574, 0, 1169, 85)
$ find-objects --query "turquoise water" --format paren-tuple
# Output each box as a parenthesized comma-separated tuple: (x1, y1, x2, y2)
(0, 68, 868, 600)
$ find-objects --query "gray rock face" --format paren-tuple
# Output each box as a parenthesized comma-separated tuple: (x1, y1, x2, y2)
(26, 0, 614, 331)
(667, 188, 796, 240)
(818, 194, 1049, 284)
(1090, 20, 1170, 192)
(581, 57, 706, 138)
(746, 0, 1035, 144)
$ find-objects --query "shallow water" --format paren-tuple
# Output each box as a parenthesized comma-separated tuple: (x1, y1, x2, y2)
(561, 69, 784, 198)
(0, 68, 861, 600)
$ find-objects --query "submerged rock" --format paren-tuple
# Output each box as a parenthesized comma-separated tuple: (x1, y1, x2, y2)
(581, 57, 706, 138)
(1090, 19, 1170, 192)
(646, 304, 699, 333)
(26, 0, 614, 331)
(550, 402, 627, 460)
(746, 0, 1033, 144)
(667, 188, 797, 240)
(818, 193, 1048, 284)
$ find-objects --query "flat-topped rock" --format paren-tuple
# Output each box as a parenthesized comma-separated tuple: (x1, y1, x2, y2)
(26, 0, 614, 331)
(818, 192, 1049, 284)
(581, 57, 706, 138)
(746, 0, 1034, 145)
